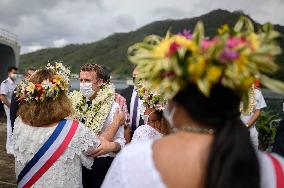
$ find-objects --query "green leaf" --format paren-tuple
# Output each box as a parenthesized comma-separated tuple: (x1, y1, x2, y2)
(193, 21, 204, 45)
(233, 16, 254, 34)
(260, 75, 284, 95)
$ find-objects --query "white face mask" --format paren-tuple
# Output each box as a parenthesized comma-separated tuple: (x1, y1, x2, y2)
(163, 105, 176, 128)
(80, 82, 94, 98)
(10, 73, 17, 80)
(142, 111, 155, 125)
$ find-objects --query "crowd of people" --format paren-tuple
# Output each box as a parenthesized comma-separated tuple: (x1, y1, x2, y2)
(0, 16, 284, 188)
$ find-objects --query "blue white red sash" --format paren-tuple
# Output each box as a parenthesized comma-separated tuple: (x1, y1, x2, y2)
(17, 119, 79, 188)
(267, 153, 284, 188)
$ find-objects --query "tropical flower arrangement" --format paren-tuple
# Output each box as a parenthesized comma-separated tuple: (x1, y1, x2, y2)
(128, 16, 284, 109)
(69, 84, 115, 134)
(15, 62, 70, 103)
(136, 81, 166, 111)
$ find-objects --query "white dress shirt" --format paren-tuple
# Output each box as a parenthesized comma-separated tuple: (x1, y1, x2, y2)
(100, 102, 126, 157)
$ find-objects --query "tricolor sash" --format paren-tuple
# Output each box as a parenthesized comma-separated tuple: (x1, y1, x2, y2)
(267, 153, 284, 188)
(17, 119, 79, 188)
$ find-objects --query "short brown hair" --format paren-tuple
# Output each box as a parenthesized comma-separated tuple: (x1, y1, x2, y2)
(80, 63, 110, 83)
(24, 67, 36, 77)
(17, 69, 73, 127)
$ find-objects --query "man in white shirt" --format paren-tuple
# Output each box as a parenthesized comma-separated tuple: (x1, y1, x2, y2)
(241, 82, 267, 149)
(78, 64, 126, 188)
(0, 66, 18, 155)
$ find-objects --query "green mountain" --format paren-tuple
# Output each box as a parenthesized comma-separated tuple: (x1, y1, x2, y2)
(20, 9, 284, 80)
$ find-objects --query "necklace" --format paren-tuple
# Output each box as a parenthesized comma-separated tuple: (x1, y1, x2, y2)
(172, 126, 215, 135)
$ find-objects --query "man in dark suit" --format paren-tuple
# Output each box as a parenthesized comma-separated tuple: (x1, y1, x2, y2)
(272, 119, 284, 157)
(119, 67, 144, 139)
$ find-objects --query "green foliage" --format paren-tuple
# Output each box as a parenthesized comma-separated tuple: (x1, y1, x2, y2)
(19, 9, 284, 79)
(256, 110, 281, 151)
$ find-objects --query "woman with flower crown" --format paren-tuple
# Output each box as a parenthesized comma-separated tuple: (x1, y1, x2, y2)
(102, 17, 284, 188)
(13, 63, 101, 188)
(131, 82, 169, 143)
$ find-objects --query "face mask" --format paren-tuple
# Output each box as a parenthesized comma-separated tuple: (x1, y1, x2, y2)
(163, 105, 176, 128)
(10, 73, 17, 80)
(80, 82, 94, 98)
(142, 111, 155, 125)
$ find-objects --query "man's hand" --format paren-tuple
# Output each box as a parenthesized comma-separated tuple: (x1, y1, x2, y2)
(87, 137, 120, 157)
(247, 109, 261, 128)
(113, 109, 126, 127)
(0, 94, 10, 108)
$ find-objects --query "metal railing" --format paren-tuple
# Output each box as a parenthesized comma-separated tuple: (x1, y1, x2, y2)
(0, 28, 19, 45)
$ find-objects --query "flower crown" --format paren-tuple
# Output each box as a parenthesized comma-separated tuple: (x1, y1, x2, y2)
(136, 81, 166, 111)
(128, 16, 284, 109)
(16, 62, 71, 103)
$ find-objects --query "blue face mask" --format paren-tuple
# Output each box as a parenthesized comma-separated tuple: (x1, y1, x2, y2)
(163, 105, 176, 128)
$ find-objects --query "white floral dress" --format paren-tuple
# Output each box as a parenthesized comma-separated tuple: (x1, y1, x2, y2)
(131, 125, 163, 143)
(102, 140, 284, 188)
(13, 117, 100, 188)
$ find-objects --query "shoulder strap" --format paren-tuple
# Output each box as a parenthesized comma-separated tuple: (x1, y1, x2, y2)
(17, 119, 79, 188)
(267, 153, 284, 188)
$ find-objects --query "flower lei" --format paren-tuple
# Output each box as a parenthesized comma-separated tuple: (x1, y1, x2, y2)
(136, 81, 166, 111)
(69, 84, 115, 134)
(127, 16, 284, 110)
(16, 62, 70, 103)
(240, 87, 256, 115)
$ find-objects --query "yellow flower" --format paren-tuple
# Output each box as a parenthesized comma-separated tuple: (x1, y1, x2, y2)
(242, 76, 255, 90)
(26, 82, 35, 93)
(153, 35, 198, 58)
(53, 75, 63, 85)
(173, 35, 198, 52)
(218, 24, 229, 34)
(153, 38, 173, 58)
(206, 65, 222, 83)
(247, 33, 260, 50)
(188, 56, 206, 81)
(233, 54, 250, 72)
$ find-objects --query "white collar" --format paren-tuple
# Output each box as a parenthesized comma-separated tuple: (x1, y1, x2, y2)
(7, 77, 15, 83)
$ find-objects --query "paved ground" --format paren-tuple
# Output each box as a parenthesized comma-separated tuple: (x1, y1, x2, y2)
(0, 120, 16, 188)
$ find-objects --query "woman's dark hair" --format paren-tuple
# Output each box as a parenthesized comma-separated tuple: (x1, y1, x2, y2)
(173, 84, 260, 188)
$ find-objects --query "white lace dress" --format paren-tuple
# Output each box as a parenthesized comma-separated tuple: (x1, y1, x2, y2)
(102, 140, 284, 188)
(131, 125, 163, 143)
(13, 117, 100, 188)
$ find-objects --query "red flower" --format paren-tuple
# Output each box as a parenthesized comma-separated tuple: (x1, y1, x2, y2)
(167, 42, 181, 57)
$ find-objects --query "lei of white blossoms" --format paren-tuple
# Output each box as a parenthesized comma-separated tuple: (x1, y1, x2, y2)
(16, 62, 70, 103)
(69, 84, 115, 134)
(240, 87, 256, 115)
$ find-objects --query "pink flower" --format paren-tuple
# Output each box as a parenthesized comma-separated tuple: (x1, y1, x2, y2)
(226, 37, 245, 48)
(220, 48, 239, 63)
(167, 42, 181, 57)
(201, 37, 219, 51)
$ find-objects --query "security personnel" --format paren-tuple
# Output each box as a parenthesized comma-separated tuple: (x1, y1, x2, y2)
(0, 66, 18, 155)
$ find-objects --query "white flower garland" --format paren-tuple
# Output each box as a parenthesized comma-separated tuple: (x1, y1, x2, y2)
(240, 87, 256, 115)
(69, 84, 115, 134)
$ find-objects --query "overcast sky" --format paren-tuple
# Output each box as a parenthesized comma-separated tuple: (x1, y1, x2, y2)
(0, 0, 283, 54)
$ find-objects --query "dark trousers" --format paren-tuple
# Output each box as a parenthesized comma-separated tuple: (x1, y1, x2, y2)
(82, 156, 114, 188)
(272, 120, 284, 157)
